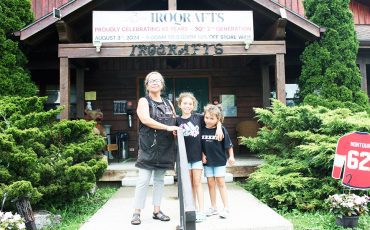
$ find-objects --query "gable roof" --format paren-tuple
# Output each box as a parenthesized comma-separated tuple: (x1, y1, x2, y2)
(17, 0, 321, 42)
(15, 0, 94, 41)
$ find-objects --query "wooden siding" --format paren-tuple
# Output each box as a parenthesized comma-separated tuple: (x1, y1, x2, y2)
(277, 0, 370, 25)
(277, 0, 305, 17)
(31, 0, 69, 20)
(350, 0, 370, 25)
(82, 56, 263, 157)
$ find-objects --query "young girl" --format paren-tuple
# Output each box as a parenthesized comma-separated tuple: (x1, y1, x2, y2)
(201, 104, 235, 219)
(176, 92, 223, 222)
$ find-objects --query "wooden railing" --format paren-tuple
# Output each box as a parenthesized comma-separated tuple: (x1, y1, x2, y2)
(176, 129, 196, 230)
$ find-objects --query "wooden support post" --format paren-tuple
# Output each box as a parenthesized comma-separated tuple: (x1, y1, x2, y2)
(76, 68, 85, 118)
(168, 0, 177, 10)
(358, 59, 368, 95)
(261, 64, 271, 107)
(60, 58, 70, 120)
(275, 54, 286, 103)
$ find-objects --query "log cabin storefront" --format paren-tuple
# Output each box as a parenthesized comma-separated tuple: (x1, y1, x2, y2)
(16, 0, 322, 158)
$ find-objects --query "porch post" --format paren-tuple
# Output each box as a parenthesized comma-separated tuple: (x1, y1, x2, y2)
(261, 64, 270, 108)
(76, 68, 85, 118)
(60, 57, 70, 120)
(168, 0, 177, 10)
(275, 53, 286, 103)
(358, 57, 368, 95)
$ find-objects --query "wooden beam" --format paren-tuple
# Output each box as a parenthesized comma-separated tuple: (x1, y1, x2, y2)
(261, 64, 270, 107)
(236, 0, 321, 40)
(60, 58, 70, 120)
(168, 0, 177, 10)
(262, 18, 287, 40)
(55, 20, 78, 43)
(76, 68, 85, 119)
(59, 41, 286, 58)
(19, 0, 94, 41)
(275, 54, 286, 103)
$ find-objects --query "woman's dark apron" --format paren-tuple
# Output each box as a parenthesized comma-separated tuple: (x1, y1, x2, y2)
(136, 96, 177, 170)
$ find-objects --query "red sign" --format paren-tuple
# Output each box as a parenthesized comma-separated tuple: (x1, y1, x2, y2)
(332, 132, 370, 189)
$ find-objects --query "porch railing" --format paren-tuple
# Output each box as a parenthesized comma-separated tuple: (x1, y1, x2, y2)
(176, 129, 196, 230)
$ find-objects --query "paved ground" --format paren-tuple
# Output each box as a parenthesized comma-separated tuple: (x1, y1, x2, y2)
(80, 183, 293, 230)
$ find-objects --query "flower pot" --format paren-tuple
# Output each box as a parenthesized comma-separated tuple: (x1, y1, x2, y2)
(336, 215, 359, 228)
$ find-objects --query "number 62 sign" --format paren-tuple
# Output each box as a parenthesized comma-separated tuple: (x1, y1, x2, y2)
(332, 132, 370, 189)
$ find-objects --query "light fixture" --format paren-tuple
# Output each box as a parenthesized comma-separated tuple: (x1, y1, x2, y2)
(93, 41, 102, 52)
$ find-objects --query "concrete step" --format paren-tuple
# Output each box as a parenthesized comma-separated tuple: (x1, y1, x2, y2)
(100, 156, 261, 182)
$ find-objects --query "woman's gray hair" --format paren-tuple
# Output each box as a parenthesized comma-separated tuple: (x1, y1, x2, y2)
(144, 71, 166, 94)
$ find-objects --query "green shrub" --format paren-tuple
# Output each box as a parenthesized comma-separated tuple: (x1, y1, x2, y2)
(0, 97, 107, 209)
(299, 0, 369, 111)
(0, 0, 37, 97)
(240, 100, 370, 211)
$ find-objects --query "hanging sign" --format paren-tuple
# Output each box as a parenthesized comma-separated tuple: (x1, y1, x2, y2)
(93, 11, 253, 43)
(332, 132, 370, 189)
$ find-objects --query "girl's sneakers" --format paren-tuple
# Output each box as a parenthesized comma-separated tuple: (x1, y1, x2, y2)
(195, 211, 206, 222)
(205, 207, 218, 216)
(219, 209, 229, 219)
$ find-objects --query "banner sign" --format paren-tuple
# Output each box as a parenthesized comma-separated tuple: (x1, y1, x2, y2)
(93, 11, 253, 43)
(332, 132, 370, 189)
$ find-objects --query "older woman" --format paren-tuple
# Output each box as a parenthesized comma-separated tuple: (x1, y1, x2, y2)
(131, 71, 179, 225)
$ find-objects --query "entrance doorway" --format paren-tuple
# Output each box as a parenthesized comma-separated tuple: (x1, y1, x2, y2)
(139, 76, 210, 113)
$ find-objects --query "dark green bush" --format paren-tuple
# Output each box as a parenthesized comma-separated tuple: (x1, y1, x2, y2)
(240, 100, 370, 211)
(0, 97, 107, 209)
(0, 0, 37, 97)
(299, 0, 369, 111)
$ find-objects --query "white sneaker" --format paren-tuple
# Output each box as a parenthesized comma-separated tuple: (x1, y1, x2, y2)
(205, 207, 218, 217)
(196, 211, 206, 222)
(219, 209, 229, 219)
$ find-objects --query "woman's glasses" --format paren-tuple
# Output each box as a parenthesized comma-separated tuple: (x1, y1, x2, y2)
(148, 79, 162, 84)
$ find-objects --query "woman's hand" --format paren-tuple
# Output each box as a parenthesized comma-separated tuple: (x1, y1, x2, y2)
(166, 125, 179, 132)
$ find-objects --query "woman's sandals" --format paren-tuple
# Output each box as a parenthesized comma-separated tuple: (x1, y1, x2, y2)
(152, 210, 170, 221)
(131, 213, 141, 225)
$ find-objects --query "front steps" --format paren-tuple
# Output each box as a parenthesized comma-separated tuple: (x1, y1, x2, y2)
(99, 156, 262, 185)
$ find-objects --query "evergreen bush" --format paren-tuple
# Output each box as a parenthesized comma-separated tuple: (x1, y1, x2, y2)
(240, 100, 370, 211)
(0, 96, 107, 209)
(299, 0, 369, 111)
(0, 0, 37, 97)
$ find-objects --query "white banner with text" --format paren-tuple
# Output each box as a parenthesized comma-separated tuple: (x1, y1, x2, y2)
(93, 11, 253, 43)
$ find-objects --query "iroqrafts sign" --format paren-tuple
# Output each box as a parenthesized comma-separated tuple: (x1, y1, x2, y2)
(129, 43, 223, 57)
(92, 11, 253, 43)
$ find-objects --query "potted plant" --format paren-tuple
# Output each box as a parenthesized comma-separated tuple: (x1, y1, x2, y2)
(326, 193, 369, 228)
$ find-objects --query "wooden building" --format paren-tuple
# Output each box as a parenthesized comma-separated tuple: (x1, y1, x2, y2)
(14, 0, 368, 157)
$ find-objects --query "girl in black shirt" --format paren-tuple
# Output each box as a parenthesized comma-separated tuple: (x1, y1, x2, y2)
(201, 104, 235, 219)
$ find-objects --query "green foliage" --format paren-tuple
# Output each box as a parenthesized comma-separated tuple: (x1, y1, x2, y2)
(5, 181, 41, 203)
(240, 100, 370, 211)
(0, 0, 37, 97)
(0, 97, 107, 209)
(299, 0, 369, 110)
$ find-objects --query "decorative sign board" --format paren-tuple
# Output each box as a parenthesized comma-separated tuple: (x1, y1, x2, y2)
(93, 11, 253, 43)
